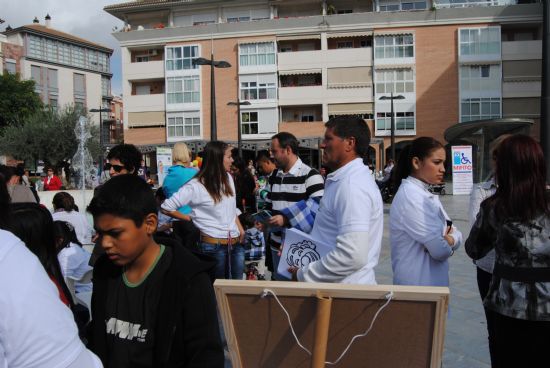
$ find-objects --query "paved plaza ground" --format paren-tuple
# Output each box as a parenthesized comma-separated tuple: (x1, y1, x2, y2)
(221, 188, 489, 367)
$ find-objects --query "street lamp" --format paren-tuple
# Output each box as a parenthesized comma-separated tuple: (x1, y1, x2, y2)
(90, 107, 111, 175)
(193, 56, 231, 141)
(227, 100, 251, 158)
(379, 92, 405, 161)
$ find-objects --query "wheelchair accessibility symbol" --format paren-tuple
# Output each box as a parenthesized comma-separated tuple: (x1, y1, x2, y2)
(454, 152, 472, 165)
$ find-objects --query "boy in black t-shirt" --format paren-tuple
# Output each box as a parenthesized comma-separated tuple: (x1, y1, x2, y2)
(87, 175, 223, 368)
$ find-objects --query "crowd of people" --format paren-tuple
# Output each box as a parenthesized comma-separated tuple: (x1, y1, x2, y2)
(0, 114, 549, 368)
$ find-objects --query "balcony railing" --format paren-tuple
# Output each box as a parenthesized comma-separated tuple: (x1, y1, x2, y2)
(434, 0, 517, 9)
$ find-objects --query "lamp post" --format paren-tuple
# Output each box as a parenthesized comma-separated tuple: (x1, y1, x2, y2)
(227, 100, 251, 158)
(193, 56, 231, 141)
(90, 107, 112, 175)
(379, 92, 405, 161)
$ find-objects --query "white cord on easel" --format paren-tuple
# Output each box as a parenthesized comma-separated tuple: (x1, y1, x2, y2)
(262, 288, 312, 356)
(261, 289, 394, 365)
(325, 290, 393, 365)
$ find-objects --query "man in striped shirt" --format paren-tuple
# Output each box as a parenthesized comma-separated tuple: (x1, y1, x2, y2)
(264, 132, 325, 280)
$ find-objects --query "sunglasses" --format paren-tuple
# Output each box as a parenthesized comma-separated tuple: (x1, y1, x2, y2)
(105, 163, 125, 173)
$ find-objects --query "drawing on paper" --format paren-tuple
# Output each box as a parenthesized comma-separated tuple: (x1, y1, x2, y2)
(286, 240, 321, 268)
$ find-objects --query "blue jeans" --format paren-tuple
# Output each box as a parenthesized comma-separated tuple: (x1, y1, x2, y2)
(199, 242, 245, 280)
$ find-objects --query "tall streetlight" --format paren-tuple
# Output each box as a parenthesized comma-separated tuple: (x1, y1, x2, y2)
(90, 107, 111, 175)
(227, 100, 251, 158)
(193, 56, 231, 141)
(379, 92, 405, 161)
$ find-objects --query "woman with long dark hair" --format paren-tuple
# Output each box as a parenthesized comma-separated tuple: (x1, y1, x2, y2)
(9, 202, 73, 307)
(162, 141, 245, 279)
(231, 155, 257, 212)
(390, 137, 462, 287)
(466, 135, 550, 367)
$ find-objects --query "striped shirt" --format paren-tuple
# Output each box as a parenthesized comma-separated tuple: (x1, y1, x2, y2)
(265, 158, 324, 244)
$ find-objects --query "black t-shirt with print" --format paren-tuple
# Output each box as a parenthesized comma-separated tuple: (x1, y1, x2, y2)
(104, 244, 172, 368)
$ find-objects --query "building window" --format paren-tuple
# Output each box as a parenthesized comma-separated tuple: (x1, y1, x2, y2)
(241, 112, 259, 134)
(337, 9, 353, 14)
(167, 113, 201, 138)
(227, 16, 250, 23)
(376, 112, 415, 131)
(380, 1, 426, 11)
(240, 80, 276, 100)
(167, 76, 200, 104)
(166, 46, 199, 71)
(47, 68, 58, 95)
(27, 34, 109, 73)
(459, 27, 500, 56)
(135, 55, 150, 62)
(4, 61, 16, 74)
(337, 41, 353, 49)
(239, 42, 276, 66)
(74, 73, 86, 109)
(460, 64, 501, 92)
(376, 69, 414, 94)
(49, 98, 58, 111)
(374, 34, 414, 59)
(301, 114, 315, 122)
(379, 4, 400, 11)
(461, 98, 500, 122)
(360, 40, 372, 48)
(102, 76, 111, 97)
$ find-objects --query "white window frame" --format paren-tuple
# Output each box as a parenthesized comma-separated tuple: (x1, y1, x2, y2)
(460, 97, 501, 122)
(166, 45, 199, 71)
(241, 111, 259, 135)
(240, 78, 277, 101)
(375, 69, 414, 94)
(459, 27, 501, 57)
(376, 111, 415, 132)
(167, 112, 201, 139)
(167, 76, 200, 104)
(4, 60, 16, 74)
(239, 42, 276, 67)
(374, 34, 414, 59)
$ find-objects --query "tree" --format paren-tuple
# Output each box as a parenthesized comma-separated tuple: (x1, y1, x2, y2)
(0, 73, 43, 128)
(0, 105, 100, 171)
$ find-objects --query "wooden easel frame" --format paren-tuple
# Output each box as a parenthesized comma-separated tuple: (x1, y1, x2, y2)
(215, 280, 449, 368)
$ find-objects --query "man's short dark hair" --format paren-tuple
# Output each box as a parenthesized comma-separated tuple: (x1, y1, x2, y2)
(87, 175, 156, 227)
(271, 132, 299, 155)
(107, 144, 142, 175)
(256, 152, 273, 164)
(325, 116, 371, 158)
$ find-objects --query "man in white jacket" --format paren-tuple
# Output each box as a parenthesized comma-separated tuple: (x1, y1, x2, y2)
(290, 116, 383, 284)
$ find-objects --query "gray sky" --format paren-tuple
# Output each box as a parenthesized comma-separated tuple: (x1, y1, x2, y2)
(1, 0, 125, 95)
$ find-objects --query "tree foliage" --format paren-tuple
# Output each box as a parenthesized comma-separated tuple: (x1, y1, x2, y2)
(0, 73, 43, 128)
(0, 105, 100, 170)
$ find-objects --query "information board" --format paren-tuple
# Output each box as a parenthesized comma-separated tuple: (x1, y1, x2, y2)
(451, 145, 473, 195)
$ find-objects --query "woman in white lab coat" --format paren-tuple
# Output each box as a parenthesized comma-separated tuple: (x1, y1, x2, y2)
(390, 137, 462, 287)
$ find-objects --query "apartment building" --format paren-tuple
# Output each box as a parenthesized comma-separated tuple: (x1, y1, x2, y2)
(2, 16, 114, 129)
(104, 0, 542, 169)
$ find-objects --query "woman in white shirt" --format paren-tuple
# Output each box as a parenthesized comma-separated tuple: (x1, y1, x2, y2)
(52, 192, 93, 244)
(54, 221, 93, 293)
(390, 137, 462, 287)
(162, 141, 245, 279)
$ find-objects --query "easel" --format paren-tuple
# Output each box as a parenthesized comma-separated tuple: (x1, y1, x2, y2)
(215, 281, 449, 368)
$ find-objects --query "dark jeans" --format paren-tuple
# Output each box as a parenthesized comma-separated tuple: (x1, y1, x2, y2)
(488, 309, 550, 368)
(476, 267, 496, 367)
(199, 242, 245, 280)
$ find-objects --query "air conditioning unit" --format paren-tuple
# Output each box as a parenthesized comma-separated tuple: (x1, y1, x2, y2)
(149, 49, 158, 56)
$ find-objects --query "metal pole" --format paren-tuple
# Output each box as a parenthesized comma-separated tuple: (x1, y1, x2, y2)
(237, 100, 242, 158)
(98, 110, 103, 176)
(390, 92, 396, 161)
(542, 0, 550, 180)
(210, 54, 217, 141)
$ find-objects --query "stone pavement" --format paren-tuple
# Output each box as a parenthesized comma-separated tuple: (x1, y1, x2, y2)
(375, 191, 491, 368)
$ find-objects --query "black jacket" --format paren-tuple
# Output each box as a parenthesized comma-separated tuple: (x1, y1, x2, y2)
(88, 237, 224, 368)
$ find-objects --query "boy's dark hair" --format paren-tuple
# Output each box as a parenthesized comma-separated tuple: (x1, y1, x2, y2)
(256, 152, 274, 164)
(106, 144, 142, 175)
(325, 116, 371, 158)
(271, 132, 299, 154)
(239, 212, 255, 229)
(87, 174, 156, 227)
(52, 191, 77, 212)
